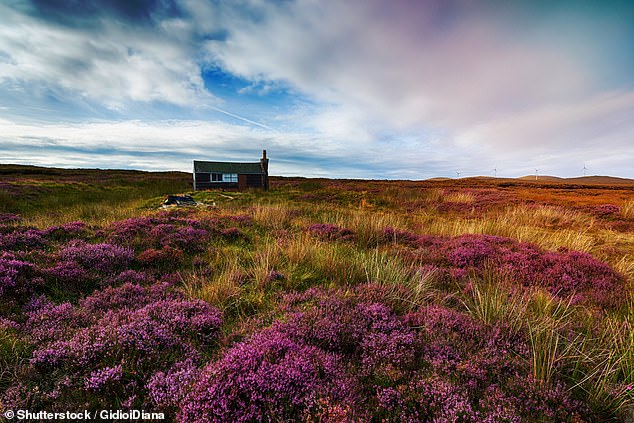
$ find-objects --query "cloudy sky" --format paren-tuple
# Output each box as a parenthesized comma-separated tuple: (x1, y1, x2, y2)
(0, 0, 633, 178)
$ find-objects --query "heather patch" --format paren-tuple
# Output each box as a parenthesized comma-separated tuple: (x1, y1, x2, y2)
(384, 231, 626, 309)
(0, 228, 46, 250)
(4, 283, 222, 412)
(57, 240, 134, 275)
(437, 189, 516, 214)
(180, 289, 592, 422)
(0, 253, 42, 306)
(137, 245, 184, 269)
(307, 223, 354, 241)
(0, 213, 21, 224)
(107, 216, 161, 248)
(592, 204, 621, 218)
(220, 227, 246, 240)
(42, 222, 88, 241)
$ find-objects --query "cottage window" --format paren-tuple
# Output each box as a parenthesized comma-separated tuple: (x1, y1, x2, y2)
(211, 173, 223, 182)
(195, 173, 210, 182)
(223, 173, 238, 183)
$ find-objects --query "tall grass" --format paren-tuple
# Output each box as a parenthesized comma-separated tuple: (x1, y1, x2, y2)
(622, 200, 634, 219)
(250, 202, 295, 230)
(0, 327, 30, 391)
(374, 186, 440, 207)
(3, 167, 632, 419)
(359, 248, 435, 309)
(460, 274, 633, 416)
(509, 205, 594, 231)
(24, 200, 150, 227)
(6, 171, 189, 226)
(248, 241, 284, 289)
(322, 210, 406, 248)
(461, 268, 524, 329)
(186, 256, 244, 312)
(579, 317, 634, 415)
(443, 191, 475, 203)
(423, 214, 596, 252)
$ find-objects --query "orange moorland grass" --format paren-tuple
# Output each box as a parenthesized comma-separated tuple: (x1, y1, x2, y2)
(442, 190, 476, 204)
(622, 200, 634, 219)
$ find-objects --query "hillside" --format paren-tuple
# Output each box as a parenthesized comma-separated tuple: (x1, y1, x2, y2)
(517, 174, 634, 185)
(0, 166, 632, 421)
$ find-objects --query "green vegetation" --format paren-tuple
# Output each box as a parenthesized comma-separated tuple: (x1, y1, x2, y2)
(0, 165, 190, 226)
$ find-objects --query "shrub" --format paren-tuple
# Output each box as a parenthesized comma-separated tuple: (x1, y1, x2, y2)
(43, 222, 87, 241)
(398, 233, 626, 309)
(308, 223, 354, 241)
(40, 261, 94, 291)
(162, 227, 209, 252)
(0, 253, 41, 302)
(180, 329, 354, 423)
(220, 227, 245, 240)
(0, 213, 21, 224)
(5, 283, 223, 412)
(179, 288, 591, 422)
(58, 240, 134, 275)
(593, 204, 621, 218)
(137, 245, 183, 268)
(107, 216, 160, 248)
(0, 228, 45, 250)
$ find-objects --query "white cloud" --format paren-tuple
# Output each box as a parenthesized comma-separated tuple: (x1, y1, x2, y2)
(205, 1, 592, 128)
(0, 118, 461, 178)
(456, 90, 634, 152)
(201, 0, 633, 165)
(0, 4, 209, 109)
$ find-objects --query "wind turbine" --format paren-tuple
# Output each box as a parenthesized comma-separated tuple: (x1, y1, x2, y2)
(583, 164, 588, 177)
(535, 168, 539, 181)
(456, 171, 461, 178)
(493, 167, 497, 178)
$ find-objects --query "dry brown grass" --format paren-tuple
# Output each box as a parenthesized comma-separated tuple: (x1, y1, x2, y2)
(422, 214, 597, 252)
(622, 200, 634, 219)
(250, 202, 296, 230)
(24, 200, 151, 228)
(185, 254, 244, 310)
(443, 191, 476, 204)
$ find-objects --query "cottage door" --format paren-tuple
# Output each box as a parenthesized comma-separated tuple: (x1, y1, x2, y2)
(238, 174, 247, 190)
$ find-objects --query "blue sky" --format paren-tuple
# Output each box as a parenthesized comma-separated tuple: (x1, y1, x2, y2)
(0, 0, 633, 178)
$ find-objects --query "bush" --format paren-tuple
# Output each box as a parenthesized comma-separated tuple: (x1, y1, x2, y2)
(0, 253, 42, 303)
(4, 283, 222, 412)
(179, 288, 591, 422)
(308, 223, 354, 241)
(58, 240, 134, 275)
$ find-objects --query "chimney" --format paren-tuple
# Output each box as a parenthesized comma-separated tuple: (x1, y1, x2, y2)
(260, 149, 269, 190)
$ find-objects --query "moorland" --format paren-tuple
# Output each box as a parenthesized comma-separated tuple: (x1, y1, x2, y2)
(0, 164, 632, 422)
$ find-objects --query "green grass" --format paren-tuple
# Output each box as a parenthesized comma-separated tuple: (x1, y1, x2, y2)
(0, 165, 191, 226)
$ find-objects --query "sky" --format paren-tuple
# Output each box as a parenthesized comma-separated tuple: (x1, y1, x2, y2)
(0, 0, 633, 179)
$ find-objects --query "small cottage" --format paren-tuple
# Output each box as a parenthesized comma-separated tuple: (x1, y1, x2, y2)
(193, 150, 269, 191)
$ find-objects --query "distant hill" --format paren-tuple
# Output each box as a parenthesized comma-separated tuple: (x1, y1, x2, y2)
(426, 177, 452, 181)
(563, 176, 634, 185)
(518, 175, 563, 182)
(518, 175, 634, 185)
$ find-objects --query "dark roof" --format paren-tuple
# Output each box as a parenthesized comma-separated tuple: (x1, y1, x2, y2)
(193, 160, 263, 174)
